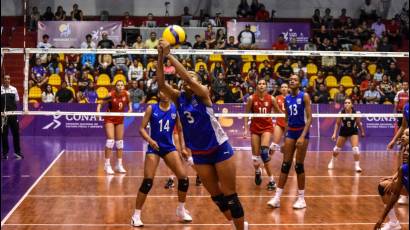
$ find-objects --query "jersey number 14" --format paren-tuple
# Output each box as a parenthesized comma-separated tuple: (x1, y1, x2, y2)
(159, 119, 170, 132)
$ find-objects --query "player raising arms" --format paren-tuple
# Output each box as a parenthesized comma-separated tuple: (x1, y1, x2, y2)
(244, 78, 281, 190)
(267, 74, 312, 209)
(269, 83, 289, 158)
(328, 98, 365, 172)
(131, 91, 192, 227)
(97, 80, 132, 174)
(157, 39, 248, 230)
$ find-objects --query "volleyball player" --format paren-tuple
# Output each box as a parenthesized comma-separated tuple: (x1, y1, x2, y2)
(267, 74, 312, 209)
(327, 98, 365, 172)
(157, 40, 248, 230)
(244, 78, 281, 190)
(269, 83, 289, 157)
(131, 91, 192, 227)
(97, 80, 132, 174)
(374, 129, 408, 230)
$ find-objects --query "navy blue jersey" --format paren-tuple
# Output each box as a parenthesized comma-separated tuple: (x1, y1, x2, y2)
(177, 92, 228, 152)
(149, 103, 178, 152)
(402, 163, 409, 193)
(285, 91, 307, 128)
(404, 103, 409, 125)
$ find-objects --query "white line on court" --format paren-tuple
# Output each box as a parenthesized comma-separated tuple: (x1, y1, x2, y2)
(64, 149, 398, 153)
(26, 194, 379, 198)
(4, 223, 408, 226)
(43, 175, 387, 178)
(0, 149, 66, 227)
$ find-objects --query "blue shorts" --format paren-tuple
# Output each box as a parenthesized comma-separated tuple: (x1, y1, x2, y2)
(146, 145, 177, 158)
(192, 141, 234, 165)
(286, 129, 310, 140)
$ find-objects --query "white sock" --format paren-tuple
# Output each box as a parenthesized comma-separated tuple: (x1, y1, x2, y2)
(354, 161, 360, 167)
(117, 158, 123, 165)
(269, 176, 274, 182)
(256, 168, 262, 173)
(134, 209, 141, 217)
(275, 188, 283, 198)
(178, 202, 185, 209)
(387, 208, 398, 222)
(105, 158, 110, 165)
(298, 190, 305, 198)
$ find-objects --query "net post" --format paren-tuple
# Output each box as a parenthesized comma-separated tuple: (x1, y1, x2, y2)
(23, 51, 30, 112)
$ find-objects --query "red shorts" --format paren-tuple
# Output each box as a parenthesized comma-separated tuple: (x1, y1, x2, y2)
(250, 125, 274, 135)
(104, 116, 124, 125)
(275, 118, 286, 129)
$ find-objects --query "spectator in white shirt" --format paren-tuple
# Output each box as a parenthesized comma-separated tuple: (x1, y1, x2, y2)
(238, 24, 256, 49)
(42, 84, 55, 103)
(371, 17, 386, 38)
(80, 34, 96, 49)
(37, 34, 53, 65)
(128, 59, 145, 81)
(364, 81, 381, 104)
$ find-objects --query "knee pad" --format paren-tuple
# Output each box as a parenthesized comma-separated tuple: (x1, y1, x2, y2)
(106, 139, 115, 149)
(295, 163, 305, 174)
(139, 178, 153, 194)
(178, 177, 189, 192)
(225, 193, 244, 219)
(115, 140, 124, 149)
(281, 161, 291, 174)
(260, 146, 271, 163)
(378, 184, 385, 196)
(352, 146, 360, 155)
(211, 194, 229, 212)
(333, 146, 342, 153)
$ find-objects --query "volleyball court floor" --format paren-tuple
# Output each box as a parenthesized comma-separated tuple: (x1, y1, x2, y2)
(1, 136, 409, 230)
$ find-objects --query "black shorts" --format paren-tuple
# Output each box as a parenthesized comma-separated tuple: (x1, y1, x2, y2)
(398, 117, 403, 128)
(339, 127, 359, 137)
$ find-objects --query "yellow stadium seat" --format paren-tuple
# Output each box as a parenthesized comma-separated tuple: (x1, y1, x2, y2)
(383, 101, 393, 104)
(209, 54, 223, 62)
(258, 63, 266, 72)
(96, 87, 109, 99)
(291, 63, 299, 69)
(215, 99, 225, 104)
(274, 63, 282, 73)
(309, 75, 318, 87)
(325, 75, 338, 88)
(242, 62, 251, 73)
(146, 61, 154, 71)
(147, 96, 158, 104)
(241, 55, 254, 62)
(87, 74, 94, 82)
(58, 62, 64, 72)
(66, 86, 76, 96)
(306, 63, 318, 75)
(58, 53, 65, 62)
(48, 74, 61, 86)
(195, 62, 207, 72)
(113, 74, 127, 85)
(329, 88, 339, 99)
(97, 74, 111, 86)
(52, 86, 58, 94)
(340, 75, 354, 88)
(256, 55, 269, 62)
(368, 63, 377, 75)
(28, 86, 42, 99)
(29, 99, 39, 104)
(345, 88, 353, 96)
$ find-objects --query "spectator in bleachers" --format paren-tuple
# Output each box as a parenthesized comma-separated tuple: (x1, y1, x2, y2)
(351, 86, 362, 104)
(122, 11, 134, 27)
(164, 58, 177, 85)
(65, 62, 78, 86)
(394, 81, 409, 121)
(144, 32, 159, 63)
(312, 71, 325, 92)
(98, 32, 115, 48)
(54, 6, 66, 21)
(360, 73, 372, 93)
(142, 13, 157, 27)
(56, 81, 74, 103)
(293, 61, 307, 74)
(371, 17, 386, 38)
(205, 24, 216, 49)
(70, 4, 84, 21)
(363, 37, 377, 51)
(128, 59, 144, 82)
(304, 38, 317, 51)
(238, 24, 256, 49)
(192, 34, 207, 65)
(147, 60, 157, 79)
(338, 8, 349, 27)
(180, 6, 193, 26)
(272, 34, 288, 50)
(352, 39, 364, 51)
(277, 59, 293, 84)
(260, 60, 273, 78)
(373, 66, 383, 83)
(128, 80, 146, 105)
(224, 36, 241, 64)
(322, 8, 334, 29)
(197, 65, 211, 86)
(299, 70, 309, 90)
(226, 60, 242, 85)
(238, 86, 254, 103)
(379, 74, 395, 103)
(81, 53, 96, 72)
(97, 54, 113, 77)
(37, 34, 52, 66)
(77, 91, 87, 103)
(315, 25, 332, 44)
(175, 37, 192, 63)
(42, 6, 54, 21)
(111, 45, 130, 78)
(386, 18, 401, 48)
(377, 36, 393, 52)
(81, 34, 96, 49)
(237, 0, 250, 18)
(215, 29, 226, 49)
(77, 69, 91, 97)
(334, 85, 347, 104)
(29, 7, 41, 31)
(288, 37, 301, 50)
(337, 55, 353, 77)
(255, 4, 269, 22)
(181, 59, 192, 71)
(313, 83, 330, 104)
(311, 9, 322, 29)
(385, 62, 402, 83)
(360, 0, 378, 22)
(41, 84, 55, 103)
(146, 76, 159, 100)
(65, 51, 80, 69)
(212, 72, 228, 102)
(30, 58, 48, 88)
(364, 81, 381, 104)
(212, 62, 225, 80)
(249, 0, 261, 17)
(132, 35, 144, 49)
(47, 53, 60, 74)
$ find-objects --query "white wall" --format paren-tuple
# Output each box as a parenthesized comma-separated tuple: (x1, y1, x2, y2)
(1, 0, 407, 18)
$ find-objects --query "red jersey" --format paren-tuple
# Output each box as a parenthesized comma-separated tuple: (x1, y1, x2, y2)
(250, 93, 274, 134)
(104, 90, 129, 124)
(395, 90, 409, 112)
(275, 95, 286, 128)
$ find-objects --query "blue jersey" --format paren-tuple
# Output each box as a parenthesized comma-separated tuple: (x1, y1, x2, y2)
(149, 103, 178, 152)
(402, 163, 409, 193)
(177, 92, 228, 152)
(285, 91, 307, 128)
(404, 103, 409, 125)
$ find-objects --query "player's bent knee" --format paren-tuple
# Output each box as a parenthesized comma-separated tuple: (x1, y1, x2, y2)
(139, 178, 153, 194)
(225, 193, 244, 219)
(333, 146, 342, 153)
(115, 140, 124, 149)
(281, 161, 291, 174)
(352, 146, 360, 155)
(106, 139, 115, 149)
(178, 177, 189, 192)
(211, 194, 229, 212)
(295, 163, 305, 174)
(252, 155, 262, 164)
(260, 146, 271, 163)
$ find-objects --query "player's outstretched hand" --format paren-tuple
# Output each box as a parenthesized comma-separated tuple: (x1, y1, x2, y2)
(158, 39, 170, 56)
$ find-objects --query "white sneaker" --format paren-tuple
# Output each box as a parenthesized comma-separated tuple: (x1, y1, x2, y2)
(231, 221, 249, 230)
(380, 221, 402, 230)
(104, 164, 115, 175)
(355, 164, 362, 173)
(398, 195, 409, 205)
(328, 158, 335, 169)
(131, 214, 144, 227)
(115, 164, 127, 173)
(176, 207, 192, 222)
(267, 196, 280, 208)
(293, 197, 307, 209)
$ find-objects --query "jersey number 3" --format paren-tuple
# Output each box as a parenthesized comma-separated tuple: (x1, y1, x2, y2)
(184, 111, 195, 124)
